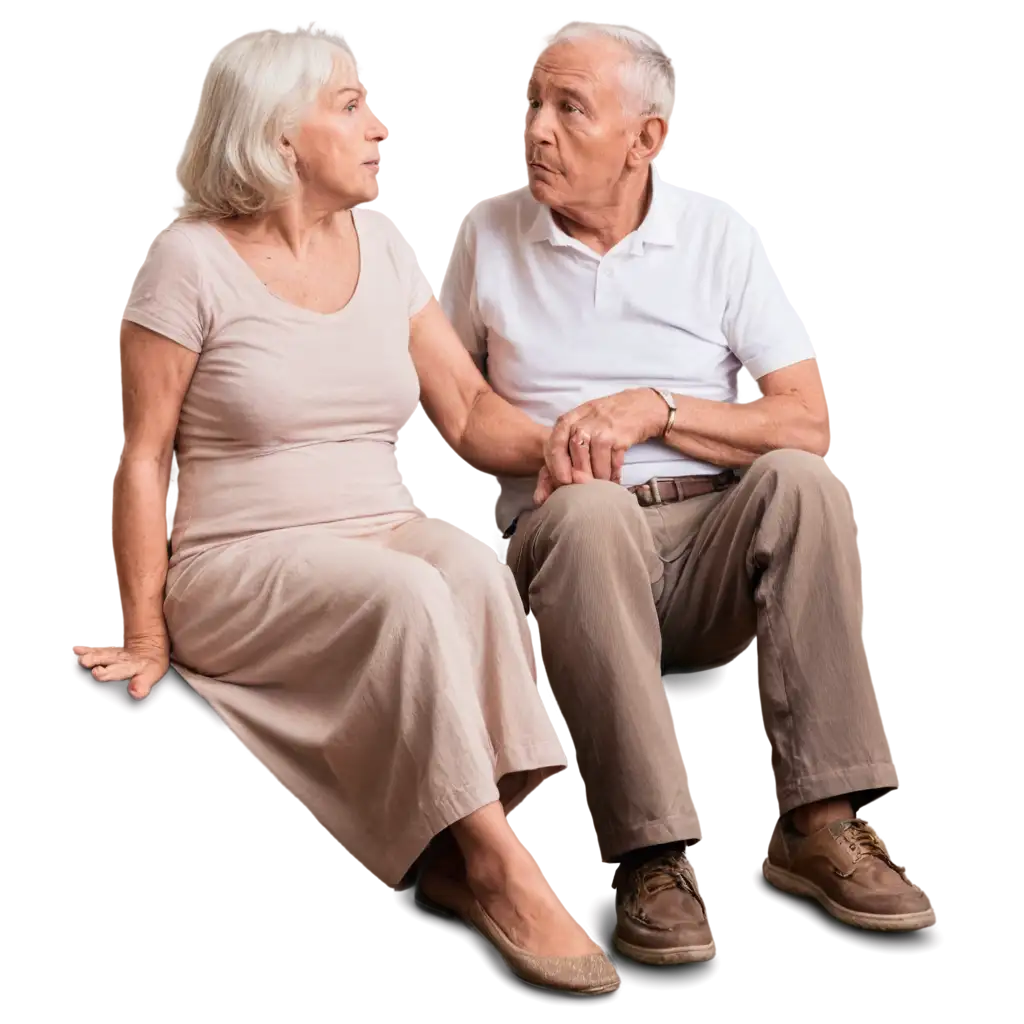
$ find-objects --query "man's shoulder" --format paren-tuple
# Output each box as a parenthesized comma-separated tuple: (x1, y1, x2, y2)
(659, 178, 753, 234)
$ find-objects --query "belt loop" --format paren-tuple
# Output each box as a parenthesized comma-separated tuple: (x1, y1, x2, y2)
(649, 479, 662, 505)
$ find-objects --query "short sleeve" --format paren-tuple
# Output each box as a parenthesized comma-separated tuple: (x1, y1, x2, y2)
(375, 216, 433, 318)
(123, 226, 206, 353)
(722, 224, 814, 380)
(439, 214, 487, 372)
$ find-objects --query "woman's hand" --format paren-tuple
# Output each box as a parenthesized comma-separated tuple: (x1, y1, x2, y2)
(73, 636, 170, 700)
(533, 464, 557, 506)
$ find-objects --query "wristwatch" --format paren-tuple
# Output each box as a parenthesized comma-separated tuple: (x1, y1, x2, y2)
(650, 387, 677, 437)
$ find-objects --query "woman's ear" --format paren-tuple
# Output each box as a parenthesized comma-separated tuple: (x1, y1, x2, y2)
(278, 135, 298, 171)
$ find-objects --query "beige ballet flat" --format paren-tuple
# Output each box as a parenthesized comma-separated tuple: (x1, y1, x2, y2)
(415, 878, 620, 995)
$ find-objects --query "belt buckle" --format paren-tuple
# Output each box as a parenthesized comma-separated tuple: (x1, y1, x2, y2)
(630, 483, 655, 507)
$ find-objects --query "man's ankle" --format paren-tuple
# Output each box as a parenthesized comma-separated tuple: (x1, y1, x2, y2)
(790, 798, 855, 836)
(621, 839, 688, 868)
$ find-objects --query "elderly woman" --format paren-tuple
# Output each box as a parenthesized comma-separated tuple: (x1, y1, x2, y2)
(73, 28, 618, 995)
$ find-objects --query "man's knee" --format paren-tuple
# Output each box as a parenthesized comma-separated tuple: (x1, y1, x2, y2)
(751, 448, 846, 499)
(534, 480, 644, 549)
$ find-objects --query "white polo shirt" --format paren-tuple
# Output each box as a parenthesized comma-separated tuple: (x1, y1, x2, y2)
(440, 166, 815, 532)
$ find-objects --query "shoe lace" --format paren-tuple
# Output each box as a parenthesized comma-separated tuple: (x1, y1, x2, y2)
(623, 851, 707, 917)
(836, 819, 906, 876)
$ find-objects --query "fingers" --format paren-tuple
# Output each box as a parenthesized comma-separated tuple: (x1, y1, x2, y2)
(70, 638, 116, 655)
(547, 412, 580, 485)
(76, 646, 127, 668)
(611, 447, 626, 484)
(90, 658, 144, 682)
(533, 467, 555, 506)
(568, 429, 594, 481)
(90, 658, 165, 699)
(128, 665, 165, 701)
(587, 433, 614, 481)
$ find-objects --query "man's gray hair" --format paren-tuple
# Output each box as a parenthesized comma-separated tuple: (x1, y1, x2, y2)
(547, 21, 675, 120)
(177, 27, 356, 220)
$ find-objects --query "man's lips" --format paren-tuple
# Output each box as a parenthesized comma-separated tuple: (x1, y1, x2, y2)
(528, 161, 558, 174)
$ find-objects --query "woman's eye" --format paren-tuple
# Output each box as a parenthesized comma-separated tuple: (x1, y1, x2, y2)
(346, 102, 358, 112)
(528, 99, 540, 110)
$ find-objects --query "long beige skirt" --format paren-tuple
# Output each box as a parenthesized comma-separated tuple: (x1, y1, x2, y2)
(163, 515, 566, 886)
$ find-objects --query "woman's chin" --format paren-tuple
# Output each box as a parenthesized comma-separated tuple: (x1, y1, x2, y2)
(355, 178, 380, 204)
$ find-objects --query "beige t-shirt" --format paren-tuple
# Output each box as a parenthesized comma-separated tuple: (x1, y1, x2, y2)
(124, 209, 433, 561)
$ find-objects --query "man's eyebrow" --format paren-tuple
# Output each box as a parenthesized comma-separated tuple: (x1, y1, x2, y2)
(559, 87, 590, 106)
(525, 79, 591, 107)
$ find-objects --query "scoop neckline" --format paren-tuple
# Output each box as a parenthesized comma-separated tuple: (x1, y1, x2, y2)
(198, 211, 364, 319)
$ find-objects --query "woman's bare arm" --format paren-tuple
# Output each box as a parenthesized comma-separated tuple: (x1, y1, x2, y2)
(74, 321, 197, 698)
(409, 298, 548, 476)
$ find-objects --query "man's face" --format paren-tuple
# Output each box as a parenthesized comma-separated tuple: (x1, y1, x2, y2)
(525, 39, 638, 214)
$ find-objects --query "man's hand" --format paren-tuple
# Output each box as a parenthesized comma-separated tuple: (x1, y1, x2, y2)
(546, 387, 669, 486)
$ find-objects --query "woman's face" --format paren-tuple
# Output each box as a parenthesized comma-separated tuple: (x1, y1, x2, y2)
(283, 59, 388, 207)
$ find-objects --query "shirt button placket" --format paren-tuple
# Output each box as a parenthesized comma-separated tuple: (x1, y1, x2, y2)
(595, 259, 616, 313)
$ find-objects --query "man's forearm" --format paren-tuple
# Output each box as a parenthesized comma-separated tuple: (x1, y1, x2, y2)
(664, 393, 829, 465)
(112, 455, 172, 643)
(458, 391, 549, 476)
(664, 430, 762, 468)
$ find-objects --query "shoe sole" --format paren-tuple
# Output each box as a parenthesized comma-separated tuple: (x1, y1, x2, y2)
(613, 934, 717, 965)
(762, 859, 936, 932)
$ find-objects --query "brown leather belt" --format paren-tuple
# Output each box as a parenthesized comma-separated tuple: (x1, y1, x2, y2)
(628, 469, 737, 508)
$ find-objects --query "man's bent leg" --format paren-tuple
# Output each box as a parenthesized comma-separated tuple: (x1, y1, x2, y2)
(658, 449, 898, 815)
(656, 451, 931, 930)
(510, 483, 716, 964)
(507, 481, 701, 860)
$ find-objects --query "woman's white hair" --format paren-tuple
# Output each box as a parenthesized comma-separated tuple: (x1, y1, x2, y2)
(177, 27, 356, 220)
(547, 21, 675, 120)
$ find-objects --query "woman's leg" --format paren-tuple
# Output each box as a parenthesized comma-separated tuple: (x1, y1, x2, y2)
(452, 802, 601, 957)
(384, 517, 564, 817)
(384, 519, 598, 957)
(407, 771, 529, 884)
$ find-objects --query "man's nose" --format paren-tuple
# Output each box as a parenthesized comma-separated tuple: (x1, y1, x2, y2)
(526, 104, 555, 145)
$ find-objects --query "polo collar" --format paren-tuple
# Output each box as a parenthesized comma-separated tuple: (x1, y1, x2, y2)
(523, 163, 679, 254)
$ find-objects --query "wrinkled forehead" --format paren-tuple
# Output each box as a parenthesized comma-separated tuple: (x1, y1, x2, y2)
(530, 37, 630, 96)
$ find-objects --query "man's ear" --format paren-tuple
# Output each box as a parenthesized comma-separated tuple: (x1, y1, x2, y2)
(628, 116, 668, 166)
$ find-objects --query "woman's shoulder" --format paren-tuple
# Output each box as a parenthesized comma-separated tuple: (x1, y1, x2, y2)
(352, 207, 409, 247)
(356, 203, 428, 264)
(140, 218, 212, 273)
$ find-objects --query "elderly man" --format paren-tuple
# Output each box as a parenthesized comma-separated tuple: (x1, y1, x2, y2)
(440, 21, 934, 964)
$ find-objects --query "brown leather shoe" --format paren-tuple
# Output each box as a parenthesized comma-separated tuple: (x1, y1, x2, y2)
(763, 816, 935, 931)
(612, 849, 716, 965)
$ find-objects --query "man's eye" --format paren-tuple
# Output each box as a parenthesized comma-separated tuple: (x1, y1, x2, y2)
(528, 99, 541, 110)
(563, 102, 580, 114)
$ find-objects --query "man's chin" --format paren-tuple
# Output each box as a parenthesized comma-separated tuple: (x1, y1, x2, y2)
(527, 174, 558, 205)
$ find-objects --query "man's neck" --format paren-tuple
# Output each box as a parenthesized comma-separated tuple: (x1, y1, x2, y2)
(551, 166, 652, 256)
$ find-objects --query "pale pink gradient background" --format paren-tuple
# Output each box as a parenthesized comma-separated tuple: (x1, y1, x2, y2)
(2, 6, 1024, 1015)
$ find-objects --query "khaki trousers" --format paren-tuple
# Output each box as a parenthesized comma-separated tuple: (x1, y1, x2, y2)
(506, 449, 898, 861)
